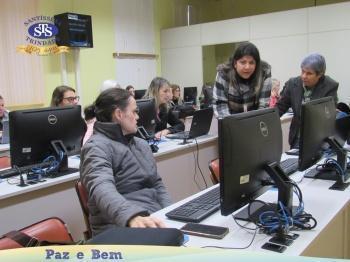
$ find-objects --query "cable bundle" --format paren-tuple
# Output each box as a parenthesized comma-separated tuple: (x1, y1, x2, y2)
(250, 182, 317, 235)
(31, 151, 64, 176)
(316, 158, 345, 178)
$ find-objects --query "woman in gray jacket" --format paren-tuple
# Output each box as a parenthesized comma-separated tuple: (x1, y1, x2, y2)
(80, 88, 172, 236)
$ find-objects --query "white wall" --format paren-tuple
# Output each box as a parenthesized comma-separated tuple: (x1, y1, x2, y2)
(160, 2, 350, 103)
(114, 0, 156, 89)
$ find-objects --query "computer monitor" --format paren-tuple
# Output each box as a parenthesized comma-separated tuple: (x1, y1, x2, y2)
(9, 105, 86, 171)
(299, 97, 349, 190)
(299, 97, 336, 171)
(183, 87, 197, 105)
(136, 99, 156, 140)
(134, 89, 147, 100)
(219, 108, 294, 221)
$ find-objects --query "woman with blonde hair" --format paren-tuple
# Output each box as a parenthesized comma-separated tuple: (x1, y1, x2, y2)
(170, 84, 183, 106)
(144, 77, 184, 139)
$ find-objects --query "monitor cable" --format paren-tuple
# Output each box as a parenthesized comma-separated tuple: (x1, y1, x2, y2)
(194, 138, 208, 189)
(190, 144, 202, 190)
(190, 138, 208, 190)
(251, 183, 317, 235)
(201, 225, 258, 250)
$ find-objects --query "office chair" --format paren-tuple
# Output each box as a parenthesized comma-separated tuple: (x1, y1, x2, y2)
(0, 156, 11, 169)
(0, 217, 73, 250)
(75, 180, 92, 240)
(209, 158, 220, 185)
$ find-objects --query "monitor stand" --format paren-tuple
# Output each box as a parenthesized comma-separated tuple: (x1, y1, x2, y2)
(305, 137, 350, 191)
(50, 140, 78, 176)
(234, 162, 297, 222)
(178, 136, 192, 145)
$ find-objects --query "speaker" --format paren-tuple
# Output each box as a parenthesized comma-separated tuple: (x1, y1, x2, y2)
(54, 13, 93, 48)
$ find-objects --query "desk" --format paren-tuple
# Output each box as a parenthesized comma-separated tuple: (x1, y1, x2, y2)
(155, 135, 218, 202)
(154, 160, 350, 259)
(0, 135, 218, 241)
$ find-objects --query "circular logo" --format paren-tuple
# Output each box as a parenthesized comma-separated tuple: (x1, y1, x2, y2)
(259, 121, 269, 137)
(48, 114, 58, 125)
(28, 23, 58, 39)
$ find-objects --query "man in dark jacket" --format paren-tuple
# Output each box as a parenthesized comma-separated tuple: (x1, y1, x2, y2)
(276, 53, 338, 148)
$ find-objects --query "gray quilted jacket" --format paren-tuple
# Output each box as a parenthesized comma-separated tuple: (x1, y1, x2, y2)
(80, 121, 171, 236)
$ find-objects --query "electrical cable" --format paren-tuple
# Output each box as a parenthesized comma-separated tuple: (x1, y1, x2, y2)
(201, 225, 258, 250)
(194, 138, 208, 189)
(190, 144, 202, 190)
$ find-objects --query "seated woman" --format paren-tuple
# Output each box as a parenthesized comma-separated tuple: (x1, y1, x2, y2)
(144, 77, 185, 139)
(126, 85, 135, 97)
(336, 102, 350, 119)
(269, 78, 281, 108)
(170, 84, 183, 107)
(199, 84, 214, 109)
(50, 86, 79, 107)
(82, 105, 96, 145)
(0, 95, 9, 131)
(80, 88, 171, 236)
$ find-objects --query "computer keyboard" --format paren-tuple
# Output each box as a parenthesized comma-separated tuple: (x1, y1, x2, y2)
(280, 158, 299, 176)
(0, 168, 21, 179)
(165, 186, 220, 223)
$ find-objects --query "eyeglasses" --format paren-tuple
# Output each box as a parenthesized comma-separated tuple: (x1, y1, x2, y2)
(63, 96, 80, 103)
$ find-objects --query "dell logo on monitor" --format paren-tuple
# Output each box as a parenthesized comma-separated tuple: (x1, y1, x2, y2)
(259, 121, 269, 137)
(324, 105, 331, 119)
(48, 114, 58, 125)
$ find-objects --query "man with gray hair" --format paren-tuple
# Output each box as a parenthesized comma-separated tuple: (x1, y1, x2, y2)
(276, 53, 338, 149)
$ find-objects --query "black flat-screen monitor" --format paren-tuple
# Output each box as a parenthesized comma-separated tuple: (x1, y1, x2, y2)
(219, 108, 294, 221)
(299, 97, 336, 171)
(9, 105, 86, 170)
(183, 87, 197, 105)
(136, 99, 156, 140)
(134, 89, 147, 100)
(299, 97, 349, 189)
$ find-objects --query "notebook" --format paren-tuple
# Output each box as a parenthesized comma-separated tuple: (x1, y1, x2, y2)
(166, 107, 214, 140)
(1, 121, 9, 144)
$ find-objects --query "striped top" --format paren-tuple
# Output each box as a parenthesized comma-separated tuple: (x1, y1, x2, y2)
(213, 63, 272, 118)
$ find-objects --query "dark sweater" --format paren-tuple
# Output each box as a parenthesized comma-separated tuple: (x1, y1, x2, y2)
(276, 75, 338, 148)
(155, 107, 185, 134)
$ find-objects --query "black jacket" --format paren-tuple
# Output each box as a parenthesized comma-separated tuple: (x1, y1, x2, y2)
(276, 75, 338, 148)
(155, 107, 185, 134)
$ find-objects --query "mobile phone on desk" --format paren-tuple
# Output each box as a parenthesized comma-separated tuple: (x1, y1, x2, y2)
(261, 242, 286, 253)
(180, 223, 229, 239)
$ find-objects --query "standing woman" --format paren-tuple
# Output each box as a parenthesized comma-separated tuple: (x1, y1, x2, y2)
(50, 85, 79, 107)
(144, 77, 185, 139)
(80, 88, 171, 236)
(213, 42, 272, 118)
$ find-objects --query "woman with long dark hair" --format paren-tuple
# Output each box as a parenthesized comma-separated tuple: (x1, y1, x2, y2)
(213, 42, 272, 117)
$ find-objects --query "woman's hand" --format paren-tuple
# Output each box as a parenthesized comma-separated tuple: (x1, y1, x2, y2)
(154, 129, 170, 140)
(128, 215, 166, 228)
